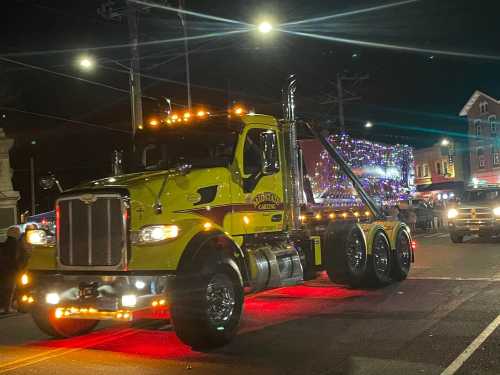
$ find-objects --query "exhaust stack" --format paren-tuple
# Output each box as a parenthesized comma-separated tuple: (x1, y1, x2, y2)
(282, 75, 301, 231)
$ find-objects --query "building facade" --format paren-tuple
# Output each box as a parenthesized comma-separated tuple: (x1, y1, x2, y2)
(459, 90, 500, 185)
(414, 139, 466, 201)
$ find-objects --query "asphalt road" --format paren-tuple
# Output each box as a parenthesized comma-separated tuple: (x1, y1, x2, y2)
(1, 233, 500, 375)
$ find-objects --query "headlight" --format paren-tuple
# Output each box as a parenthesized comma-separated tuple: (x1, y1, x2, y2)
(135, 225, 179, 244)
(121, 294, 137, 307)
(45, 292, 60, 305)
(447, 209, 459, 219)
(26, 229, 47, 245)
(20, 273, 30, 286)
(493, 207, 500, 217)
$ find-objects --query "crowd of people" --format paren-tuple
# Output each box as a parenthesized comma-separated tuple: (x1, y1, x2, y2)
(383, 200, 446, 233)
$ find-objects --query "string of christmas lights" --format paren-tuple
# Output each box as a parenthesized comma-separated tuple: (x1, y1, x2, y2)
(309, 132, 415, 208)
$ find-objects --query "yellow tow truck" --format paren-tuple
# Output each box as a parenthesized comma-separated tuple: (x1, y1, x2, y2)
(17, 78, 414, 349)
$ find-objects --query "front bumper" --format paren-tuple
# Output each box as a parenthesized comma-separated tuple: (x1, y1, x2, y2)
(448, 219, 500, 236)
(18, 272, 174, 321)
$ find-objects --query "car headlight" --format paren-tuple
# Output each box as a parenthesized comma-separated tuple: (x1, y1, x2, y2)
(26, 229, 47, 245)
(447, 208, 459, 219)
(135, 225, 179, 244)
(493, 207, 500, 217)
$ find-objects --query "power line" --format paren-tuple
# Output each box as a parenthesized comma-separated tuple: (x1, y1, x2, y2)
(0, 30, 249, 58)
(0, 106, 131, 134)
(0, 56, 157, 100)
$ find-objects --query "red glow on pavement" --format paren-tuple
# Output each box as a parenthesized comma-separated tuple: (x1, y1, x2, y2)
(32, 273, 370, 358)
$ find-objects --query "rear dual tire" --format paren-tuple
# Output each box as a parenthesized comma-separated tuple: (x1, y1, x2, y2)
(325, 223, 411, 287)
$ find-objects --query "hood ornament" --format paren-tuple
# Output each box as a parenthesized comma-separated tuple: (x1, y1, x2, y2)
(79, 194, 98, 205)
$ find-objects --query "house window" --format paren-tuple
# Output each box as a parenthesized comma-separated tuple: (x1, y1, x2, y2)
(479, 101, 488, 114)
(477, 148, 486, 169)
(443, 160, 448, 175)
(436, 162, 442, 175)
(489, 115, 497, 136)
(493, 150, 500, 166)
(475, 119, 481, 137)
(416, 165, 422, 178)
(423, 164, 429, 177)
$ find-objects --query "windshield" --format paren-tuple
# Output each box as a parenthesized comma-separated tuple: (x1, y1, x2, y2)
(463, 189, 500, 202)
(134, 124, 239, 171)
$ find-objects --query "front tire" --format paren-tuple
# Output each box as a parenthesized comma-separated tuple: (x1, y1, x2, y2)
(32, 307, 98, 338)
(171, 262, 243, 350)
(450, 232, 464, 243)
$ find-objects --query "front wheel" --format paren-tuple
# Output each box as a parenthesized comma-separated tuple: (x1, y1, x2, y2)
(171, 262, 243, 349)
(32, 307, 99, 338)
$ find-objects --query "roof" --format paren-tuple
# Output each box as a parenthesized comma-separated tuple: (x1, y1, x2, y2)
(459, 90, 500, 116)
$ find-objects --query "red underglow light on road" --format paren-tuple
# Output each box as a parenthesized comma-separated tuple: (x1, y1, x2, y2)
(32, 273, 371, 359)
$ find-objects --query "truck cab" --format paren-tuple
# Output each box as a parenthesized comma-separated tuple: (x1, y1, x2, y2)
(447, 185, 500, 242)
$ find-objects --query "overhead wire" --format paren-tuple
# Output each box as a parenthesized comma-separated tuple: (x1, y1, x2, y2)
(0, 106, 131, 134)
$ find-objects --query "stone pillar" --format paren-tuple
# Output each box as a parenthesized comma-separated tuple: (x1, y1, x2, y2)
(0, 128, 20, 242)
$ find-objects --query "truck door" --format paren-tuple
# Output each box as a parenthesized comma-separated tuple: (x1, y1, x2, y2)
(231, 127, 284, 235)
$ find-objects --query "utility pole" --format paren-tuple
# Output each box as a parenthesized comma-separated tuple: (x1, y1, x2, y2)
(30, 157, 35, 215)
(178, 0, 192, 110)
(321, 73, 369, 131)
(336, 73, 345, 129)
(126, 0, 143, 138)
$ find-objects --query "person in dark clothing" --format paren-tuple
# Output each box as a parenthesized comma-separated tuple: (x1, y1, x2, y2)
(0, 235, 19, 313)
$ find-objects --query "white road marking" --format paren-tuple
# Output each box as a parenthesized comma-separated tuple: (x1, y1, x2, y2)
(440, 314, 500, 375)
(409, 276, 500, 282)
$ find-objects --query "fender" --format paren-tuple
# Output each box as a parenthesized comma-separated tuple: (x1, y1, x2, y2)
(360, 223, 386, 255)
(176, 230, 248, 285)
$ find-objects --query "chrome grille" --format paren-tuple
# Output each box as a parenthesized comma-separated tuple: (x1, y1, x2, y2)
(456, 208, 493, 224)
(57, 194, 126, 267)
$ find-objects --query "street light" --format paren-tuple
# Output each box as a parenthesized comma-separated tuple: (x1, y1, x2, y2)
(77, 55, 142, 137)
(441, 138, 450, 146)
(258, 21, 273, 34)
(365, 121, 373, 128)
(78, 56, 95, 71)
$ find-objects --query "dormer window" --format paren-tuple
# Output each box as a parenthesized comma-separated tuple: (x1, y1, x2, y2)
(479, 101, 488, 114)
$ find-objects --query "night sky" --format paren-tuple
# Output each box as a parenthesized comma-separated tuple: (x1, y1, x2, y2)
(1, 0, 500, 212)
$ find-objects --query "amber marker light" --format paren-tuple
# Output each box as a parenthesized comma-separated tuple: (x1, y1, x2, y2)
(329, 213, 335, 219)
(149, 118, 159, 127)
(203, 222, 212, 230)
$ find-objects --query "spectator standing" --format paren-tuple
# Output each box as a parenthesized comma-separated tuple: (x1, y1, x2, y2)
(0, 235, 19, 313)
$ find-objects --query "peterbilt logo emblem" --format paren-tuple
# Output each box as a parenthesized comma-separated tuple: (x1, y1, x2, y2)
(79, 194, 98, 205)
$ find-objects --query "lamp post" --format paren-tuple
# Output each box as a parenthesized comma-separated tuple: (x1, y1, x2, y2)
(77, 56, 142, 138)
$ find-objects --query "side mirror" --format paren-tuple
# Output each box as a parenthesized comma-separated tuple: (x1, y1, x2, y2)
(260, 131, 279, 176)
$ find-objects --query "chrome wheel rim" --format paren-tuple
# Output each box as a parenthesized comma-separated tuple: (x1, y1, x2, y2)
(346, 232, 365, 273)
(206, 274, 235, 327)
(397, 234, 411, 268)
(373, 236, 390, 275)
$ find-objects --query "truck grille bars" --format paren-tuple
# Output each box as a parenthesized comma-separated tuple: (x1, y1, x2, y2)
(456, 208, 494, 224)
(57, 194, 126, 267)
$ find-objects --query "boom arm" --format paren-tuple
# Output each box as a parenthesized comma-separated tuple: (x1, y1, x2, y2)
(303, 122, 384, 219)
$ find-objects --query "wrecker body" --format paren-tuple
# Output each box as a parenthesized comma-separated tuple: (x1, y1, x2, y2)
(18, 80, 414, 348)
